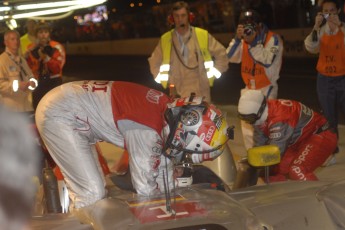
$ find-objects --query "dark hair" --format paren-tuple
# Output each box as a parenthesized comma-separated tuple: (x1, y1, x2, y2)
(238, 9, 262, 25)
(172, 1, 190, 14)
(35, 22, 51, 34)
(321, 0, 340, 10)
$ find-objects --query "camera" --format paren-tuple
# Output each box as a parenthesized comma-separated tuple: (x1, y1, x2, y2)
(41, 45, 54, 56)
(243, 23, 255, 36)
(323, 13, 330, 20)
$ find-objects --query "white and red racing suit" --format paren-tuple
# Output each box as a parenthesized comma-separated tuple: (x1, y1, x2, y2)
(254, 99, 337, 181)
(35, 81, 174, 209)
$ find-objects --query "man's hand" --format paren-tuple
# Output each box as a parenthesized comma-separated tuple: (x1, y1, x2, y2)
(314, 12, 324, 30)
(328, 13, 341, 32)
(19, 81, 30, 91)
(29, 79, 37, 89)
(236, 24, 244, 40)
(38, 48, 47, 61)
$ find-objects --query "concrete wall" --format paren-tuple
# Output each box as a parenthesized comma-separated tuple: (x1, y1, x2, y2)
(63, 27, 316, 58)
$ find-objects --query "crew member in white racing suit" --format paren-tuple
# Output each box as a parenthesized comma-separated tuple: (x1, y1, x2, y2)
(35, 80, 230, 209)
(238, 90, 337, 183)
(227, 9, 283, 151)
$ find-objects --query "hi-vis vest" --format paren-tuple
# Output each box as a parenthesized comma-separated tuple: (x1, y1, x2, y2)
(317, 29, 345, 77)
(155, 27, 221, 88)
(241, 31, 274, 89)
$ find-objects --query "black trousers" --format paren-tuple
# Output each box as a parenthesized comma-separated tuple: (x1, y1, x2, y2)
(32, 77, 62, 110)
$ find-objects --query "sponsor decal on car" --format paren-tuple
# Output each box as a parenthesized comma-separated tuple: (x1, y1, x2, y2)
(127, 195, 207, 223)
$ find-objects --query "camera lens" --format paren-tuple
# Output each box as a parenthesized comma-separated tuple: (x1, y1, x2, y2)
(243, 24, 255, 36)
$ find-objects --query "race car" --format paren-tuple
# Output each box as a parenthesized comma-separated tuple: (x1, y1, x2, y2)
(30, 145, 277, 230)
(31, 142, 345, 230)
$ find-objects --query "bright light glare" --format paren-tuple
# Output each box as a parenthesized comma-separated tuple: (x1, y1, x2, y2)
(1, 0, 107, 20)
(6, 19, 17, 29)
(16, 1, 76, 10)
(0, 6, 11, 12)
(10, 19, 17, 28)
(3, 0, 107, 20)
(15, 0, 94, 10)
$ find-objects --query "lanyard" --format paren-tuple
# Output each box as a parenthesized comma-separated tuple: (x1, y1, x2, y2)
(6, 52, 28, 81)
(172, 28, 198, 69)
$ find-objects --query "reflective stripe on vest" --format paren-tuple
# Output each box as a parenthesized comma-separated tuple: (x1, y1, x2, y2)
(156, 27, 221, 88)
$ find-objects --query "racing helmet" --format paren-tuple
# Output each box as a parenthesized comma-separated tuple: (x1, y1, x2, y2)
(238, 90, 267, 124)
(238, 9, 262, 36)
(164, 94, 230, 163)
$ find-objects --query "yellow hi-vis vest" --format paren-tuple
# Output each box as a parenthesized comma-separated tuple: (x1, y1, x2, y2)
(155, 27, 221, 89)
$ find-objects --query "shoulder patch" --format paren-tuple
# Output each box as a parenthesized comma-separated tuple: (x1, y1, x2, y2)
(270, 46, 278, 54)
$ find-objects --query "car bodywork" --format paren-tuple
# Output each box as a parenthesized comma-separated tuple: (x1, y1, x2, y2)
(31, 181, 271, 230)
(31, 176, 345, 230)
(30, 142, 344, 230)
(229, 180, 345, 230)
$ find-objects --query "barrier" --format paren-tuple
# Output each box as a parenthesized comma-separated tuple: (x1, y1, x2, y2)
(63, 27, 318, 58)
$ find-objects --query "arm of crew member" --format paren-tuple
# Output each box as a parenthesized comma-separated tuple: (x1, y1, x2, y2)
(249, 34, 282, 67)
(148, 41, 163, 79)
(208, 34, 229, 73)
(304, 30, 320, 54)
(339, 22, 345, 49)
(226, 38, 243, 63)
(45, 48, 64, 76)
(0, 66, 12, 96)
(0, 71, 30, 94)
(266, 122, 293, 157)
(0, 61, 29, 95)
(253, 127, 269, 147)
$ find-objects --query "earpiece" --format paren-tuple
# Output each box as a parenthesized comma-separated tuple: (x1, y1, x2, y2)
(167, 12, 195, 26)
(189, 12, 195, 23)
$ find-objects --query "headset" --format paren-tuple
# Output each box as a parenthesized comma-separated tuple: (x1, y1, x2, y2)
(167, 1, 195, 26)
(167, 11, 195, 26)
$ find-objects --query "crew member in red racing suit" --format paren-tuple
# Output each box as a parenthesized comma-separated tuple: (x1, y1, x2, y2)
(35, 80, 230, 209)
(238, 90, 337, 182)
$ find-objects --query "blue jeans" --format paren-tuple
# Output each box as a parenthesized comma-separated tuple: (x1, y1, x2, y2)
(317, 73, 345, 137)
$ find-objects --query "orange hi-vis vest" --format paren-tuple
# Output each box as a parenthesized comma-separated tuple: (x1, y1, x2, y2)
(241, 31, 274, 89)
(317, 29, 345, 77)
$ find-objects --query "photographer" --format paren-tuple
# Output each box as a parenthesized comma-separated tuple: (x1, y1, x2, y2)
(26, 22, 65, 110)
(226, 9, 283, 150)
(304, 0, 345, 153)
